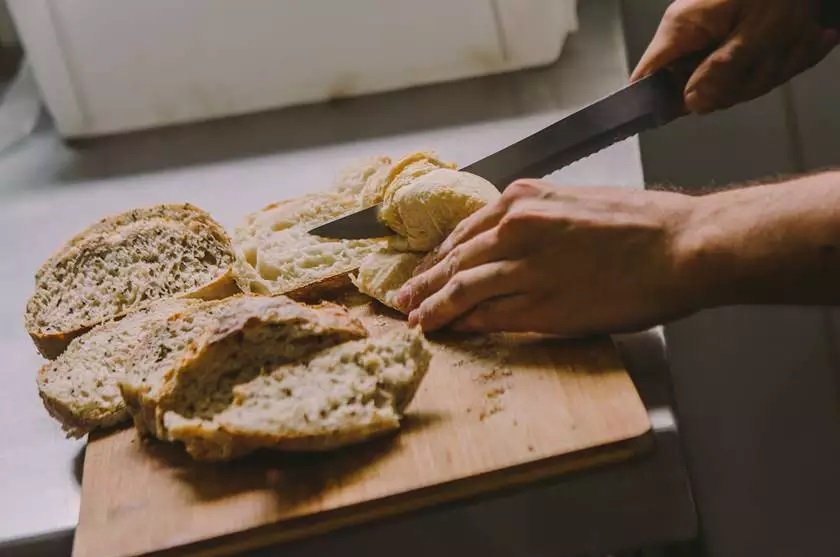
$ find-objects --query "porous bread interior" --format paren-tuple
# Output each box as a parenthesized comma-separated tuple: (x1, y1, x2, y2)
(163, 329, 431, 460)
(120, 295, 367, 438)
(36, 299, 199, 438)
(26, 205, 234, 337)
(120, 300, 226, 410)
(233, 187, 386, 297)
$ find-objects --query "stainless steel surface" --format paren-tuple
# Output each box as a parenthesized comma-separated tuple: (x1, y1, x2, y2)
(0, 2, 696, 554)
(310, 69, 685, 239)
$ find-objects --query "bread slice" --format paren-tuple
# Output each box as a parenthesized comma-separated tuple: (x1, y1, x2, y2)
(352, 250, 424, 312)
(36, 298, 201, 438)
(25, 204, 239, 359)
(163, 329, 431, 461)
(119, 295, 368, 440)
(232, 160, 391, 300)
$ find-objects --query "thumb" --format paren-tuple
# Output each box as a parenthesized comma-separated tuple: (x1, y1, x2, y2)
(631, 7, 721, 81)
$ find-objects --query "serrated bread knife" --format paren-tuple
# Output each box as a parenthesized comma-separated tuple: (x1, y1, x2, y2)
(309, 66, 687, 239)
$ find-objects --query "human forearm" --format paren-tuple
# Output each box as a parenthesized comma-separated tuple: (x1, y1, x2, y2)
(680, 171, 840, 306)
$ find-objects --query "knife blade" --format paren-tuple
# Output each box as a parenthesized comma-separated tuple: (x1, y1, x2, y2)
(310, 67, 686, 240)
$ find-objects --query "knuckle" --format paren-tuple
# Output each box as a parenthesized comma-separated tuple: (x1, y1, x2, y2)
(662, 2, 711, 37)
(498, 208, 531, 233)
(503, 179, 543, 202)
(447, 277, 466, 300)
(665, 0, 696, 16)
(661, 2, 688, 25)
(412, 276, 430, 296)
(449, 219, 468, 239)
(444, 248, 462, 276)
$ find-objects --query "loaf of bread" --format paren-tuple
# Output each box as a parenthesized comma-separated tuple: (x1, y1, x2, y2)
(232, 159, 392, 300)
(37, 299, 201, 438)
(164, 329, 430, 461)
(25, 204, 239, 359)
(119, 295, 368, 441)
(378, 153, 500, 251)
(360, 151, 452, 207)
(350, 153, 499, 308)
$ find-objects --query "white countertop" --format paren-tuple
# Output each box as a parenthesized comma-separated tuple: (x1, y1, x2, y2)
(0, 2, 690, 553)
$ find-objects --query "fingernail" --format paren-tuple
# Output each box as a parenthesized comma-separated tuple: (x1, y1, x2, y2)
(394, 288, 409, 308)
(684, 89, 708, 114)
(408, 310, 419, 327)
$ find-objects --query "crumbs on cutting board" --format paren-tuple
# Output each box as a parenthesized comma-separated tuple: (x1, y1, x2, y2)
(441, 337, 515, 421)
(474, 350, 513, 421)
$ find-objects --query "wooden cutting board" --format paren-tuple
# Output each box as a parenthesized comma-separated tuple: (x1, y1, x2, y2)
(73, 297, 652, 557)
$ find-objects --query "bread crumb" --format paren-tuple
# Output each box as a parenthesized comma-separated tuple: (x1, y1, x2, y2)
(485, 386, 506, 399)
(479, 401, 503, 421)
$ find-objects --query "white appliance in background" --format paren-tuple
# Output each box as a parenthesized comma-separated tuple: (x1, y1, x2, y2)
(6, 0, 577, 138)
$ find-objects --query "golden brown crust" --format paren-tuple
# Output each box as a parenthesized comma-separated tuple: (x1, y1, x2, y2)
(284, 271, 355, 303)
(30, 330, 82, 361)
(180, 422, 400, 461)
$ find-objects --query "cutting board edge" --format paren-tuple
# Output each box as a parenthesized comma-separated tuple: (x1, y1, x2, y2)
(128, 428, 655, 557)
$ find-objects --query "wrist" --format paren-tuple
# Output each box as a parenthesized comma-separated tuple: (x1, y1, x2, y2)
(672, 191, 747, 309)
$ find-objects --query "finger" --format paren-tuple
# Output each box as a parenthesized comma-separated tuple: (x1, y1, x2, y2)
(631, 3, 719, 81)
(407, 261, 522, 332)
(449, 294, 534, 333)
(684, 33, 760, 113)
(414, 199, 507, 274)
(412, 246, 444, 276)
(396, 226, 511, 312)
(431, 179, 557, 266)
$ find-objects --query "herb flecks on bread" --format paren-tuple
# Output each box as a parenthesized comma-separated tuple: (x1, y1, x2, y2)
(25, 204, 238, 359)
(37, 299, 201, 438)
(118, 295, 368, 442)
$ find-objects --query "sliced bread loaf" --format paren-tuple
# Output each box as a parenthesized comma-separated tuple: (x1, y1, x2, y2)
(232, 159, 392, 300)
(25, 204, 239, 359)
(36, 298, 200, 438)
(119, 294, 368, 440)
(162, 329, 431, 461)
